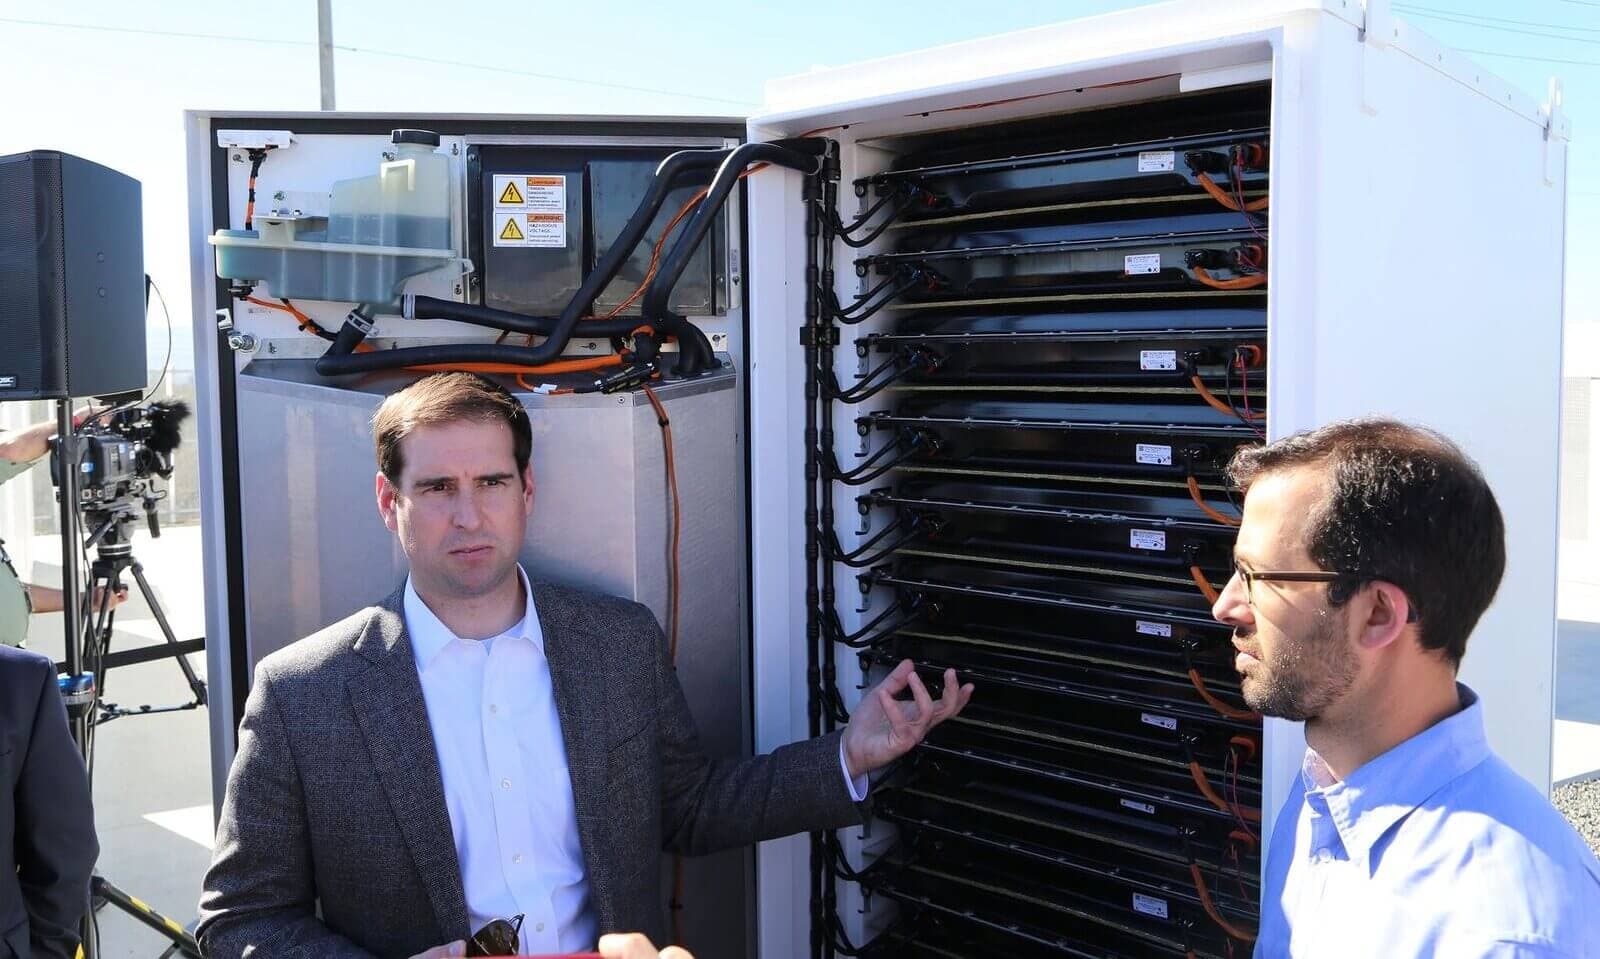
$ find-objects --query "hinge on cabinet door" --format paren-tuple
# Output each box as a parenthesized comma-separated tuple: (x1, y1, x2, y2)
(1543, 77, 1570, 187)
(1360, 0, 1394, 116)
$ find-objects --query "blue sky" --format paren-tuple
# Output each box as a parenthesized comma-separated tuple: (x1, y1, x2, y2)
(0, 0, 1592, 370)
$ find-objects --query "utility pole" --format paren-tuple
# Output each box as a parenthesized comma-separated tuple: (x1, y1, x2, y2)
(317, 0, 336, 111)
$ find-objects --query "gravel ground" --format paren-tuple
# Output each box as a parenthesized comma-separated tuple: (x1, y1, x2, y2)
(1553, 779, 1600, 856)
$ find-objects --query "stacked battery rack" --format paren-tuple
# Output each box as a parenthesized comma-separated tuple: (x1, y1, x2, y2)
(810, 86, 1273, 959)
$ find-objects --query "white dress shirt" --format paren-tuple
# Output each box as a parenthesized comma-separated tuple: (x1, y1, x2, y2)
(406, 568, 594, 952)
(405, 566, 868, 951)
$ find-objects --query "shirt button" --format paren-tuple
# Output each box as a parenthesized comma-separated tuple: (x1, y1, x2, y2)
(535, 923, 545, 933)
(501, 778, 511, 790)
(512, 853, 523, 864)
(489, 703, 498, 714)
(1316, 848, 1333, 863)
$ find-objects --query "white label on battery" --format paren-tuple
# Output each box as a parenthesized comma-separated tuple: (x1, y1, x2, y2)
(1125, 253, 1161, 275)
(1136, 620, 1173, 638)
(1130, 529, 1167, 551)
(1136, 443, 1173, 466)
(1133, 893, 1171, 919)
(1140, 350, 1178, 371)
(492, 174, 567, 248)
(1141, 712, 1178, 731)
(1120, 798, 1156, 815)
(1137, 150, 1176, 173)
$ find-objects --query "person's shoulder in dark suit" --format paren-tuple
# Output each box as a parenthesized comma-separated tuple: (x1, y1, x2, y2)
(1, 644, 98, 959)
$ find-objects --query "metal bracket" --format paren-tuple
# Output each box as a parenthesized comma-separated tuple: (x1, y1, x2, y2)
(799, 325, 840, 347)
(1543, 77, 1570, 188)
(1360, 0, 1394, 117)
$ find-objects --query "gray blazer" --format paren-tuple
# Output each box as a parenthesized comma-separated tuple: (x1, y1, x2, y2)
(197, 581, 862, 958)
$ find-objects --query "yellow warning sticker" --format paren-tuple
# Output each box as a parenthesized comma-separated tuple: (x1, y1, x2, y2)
(493, 174, 567, 247)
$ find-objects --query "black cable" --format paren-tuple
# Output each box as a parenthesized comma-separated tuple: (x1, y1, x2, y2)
(823, 596, 930, 648)
(801, 155, 827, 959)
(832, 272, 909, 320)
(643, 141, 824, 377)
(840, 186, 905, 232)
(828, 270, 922, 326)
(817, 142, 843, 959)
(832, 188, 920, 249)
(406, 294, 642, 338)
(825, 513, 930, 568)
(826, 433, 925, 487)
(825, 348, 935, 405)
(243, 148, 267, 231)
(832, 522, 926, 569)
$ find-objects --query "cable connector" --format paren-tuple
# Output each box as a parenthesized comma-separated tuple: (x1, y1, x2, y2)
(595, 363, 660, 395)
(1184, 150, 1230, 175)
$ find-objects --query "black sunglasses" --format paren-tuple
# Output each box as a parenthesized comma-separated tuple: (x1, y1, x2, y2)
(467, 913, 523, 957)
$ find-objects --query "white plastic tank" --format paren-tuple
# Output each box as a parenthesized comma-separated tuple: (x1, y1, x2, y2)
(210, 128, 457, 305)
(328, 129, 451, 250)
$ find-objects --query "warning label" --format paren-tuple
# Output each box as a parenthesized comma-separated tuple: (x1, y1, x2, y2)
(492, 174, 567, 248)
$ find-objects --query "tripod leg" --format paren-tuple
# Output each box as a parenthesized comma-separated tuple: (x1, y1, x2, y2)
(128, 561, 206, 706)
(91, 875, 202, 958)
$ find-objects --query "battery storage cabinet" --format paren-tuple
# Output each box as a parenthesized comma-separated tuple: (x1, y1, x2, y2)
(185, 3, 1568, 958)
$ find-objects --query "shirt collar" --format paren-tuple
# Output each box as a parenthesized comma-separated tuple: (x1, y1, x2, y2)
(1300, 683, 1490, 863)
(403, 565, 542, 671)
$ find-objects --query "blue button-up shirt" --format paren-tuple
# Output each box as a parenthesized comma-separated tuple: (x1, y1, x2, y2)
(1258, 684, 1600, 957)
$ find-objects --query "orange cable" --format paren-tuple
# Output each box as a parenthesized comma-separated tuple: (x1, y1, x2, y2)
(642, 379, 684, 944)
(1191, 565, 1221, 605)
(1188, 760, 1262, 823)
(1191, 862, 1258, 942)
(1187, 475, 1241, 527)
(1193, 266, 1268, 291)
(244, 296, 316, 330)
(1229, 828, 1258, 851)
(1189, 668, 1261, 722)
(1191, 375, 1263, 422)
(1196, 172, 1270, 212)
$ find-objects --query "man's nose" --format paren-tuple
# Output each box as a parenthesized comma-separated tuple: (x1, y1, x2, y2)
(452, 489, 484, 529)
(1213, 569, 1253, 626)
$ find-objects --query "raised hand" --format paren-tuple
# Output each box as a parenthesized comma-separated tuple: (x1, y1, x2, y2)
(841, 659, 974, 780)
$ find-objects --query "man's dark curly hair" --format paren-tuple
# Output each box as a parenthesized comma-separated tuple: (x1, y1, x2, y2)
(1226, 418, 1505, 668)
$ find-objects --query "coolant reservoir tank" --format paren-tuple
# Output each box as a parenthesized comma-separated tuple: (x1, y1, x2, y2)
(211, 129, 457, 305)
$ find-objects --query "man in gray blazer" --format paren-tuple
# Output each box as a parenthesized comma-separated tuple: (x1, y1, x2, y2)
(198, 372, 972, 958)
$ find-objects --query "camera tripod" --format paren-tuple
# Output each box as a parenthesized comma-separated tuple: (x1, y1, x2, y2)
(62, 496, 206, 959)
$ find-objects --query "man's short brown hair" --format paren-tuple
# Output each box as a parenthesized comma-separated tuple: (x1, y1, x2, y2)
(372, 372, 532, 484)
(1226, 418, 1505, 668)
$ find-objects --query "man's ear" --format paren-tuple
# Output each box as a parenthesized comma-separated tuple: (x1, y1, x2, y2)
(1355, 580, 1412, 652)
(521, 462, 535, 512)
(376, 471, 400, 533)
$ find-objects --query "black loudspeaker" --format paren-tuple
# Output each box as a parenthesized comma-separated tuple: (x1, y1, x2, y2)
(0, 150, 146, 400)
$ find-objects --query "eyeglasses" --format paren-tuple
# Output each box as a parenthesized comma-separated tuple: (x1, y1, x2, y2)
(1231, 561, 1339, 606)
(1231, 561, 1419, 623)
(467, 914, 523, 957)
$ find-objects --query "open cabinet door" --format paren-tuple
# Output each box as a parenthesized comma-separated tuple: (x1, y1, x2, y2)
(188, 112, 760, 959)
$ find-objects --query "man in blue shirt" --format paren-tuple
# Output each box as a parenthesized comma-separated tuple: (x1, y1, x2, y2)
(1212, 418, 1600, 957)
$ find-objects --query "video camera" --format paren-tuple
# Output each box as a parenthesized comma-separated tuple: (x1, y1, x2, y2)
(49, 399, 191, 536)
